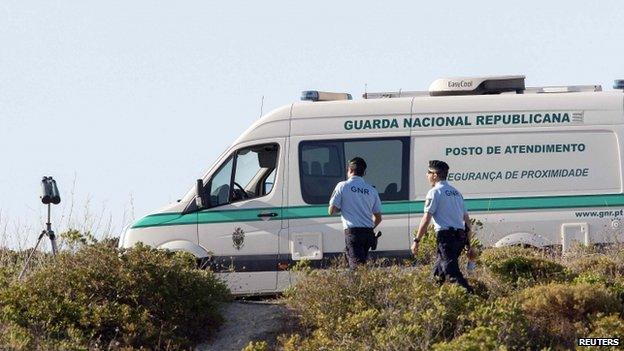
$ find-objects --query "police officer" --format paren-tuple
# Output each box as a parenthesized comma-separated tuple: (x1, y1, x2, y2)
(411, 160, 474, 293)
(328, 157, 382, 269)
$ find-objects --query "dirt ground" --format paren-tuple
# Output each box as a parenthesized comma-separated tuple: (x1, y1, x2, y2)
(195, 299, 292, 351)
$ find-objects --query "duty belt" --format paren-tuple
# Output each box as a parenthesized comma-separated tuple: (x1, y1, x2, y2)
(438, 227, 465, 234)
(441, 227, 462, 231)
(344, 227, 374, 235)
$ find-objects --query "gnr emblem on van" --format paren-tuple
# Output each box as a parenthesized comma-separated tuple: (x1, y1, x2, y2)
(232, 227, 245, 250)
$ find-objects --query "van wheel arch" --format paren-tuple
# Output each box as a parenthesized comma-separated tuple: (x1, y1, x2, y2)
(493, 232, 552, 248)
(157, 240, 210, 259)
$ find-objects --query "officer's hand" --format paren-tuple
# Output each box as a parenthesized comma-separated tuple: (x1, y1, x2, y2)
(411, 241, 418, 256)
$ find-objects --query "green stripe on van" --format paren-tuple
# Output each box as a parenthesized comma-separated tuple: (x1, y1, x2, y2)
(131, 193, 624, 229)
(131, 212, 196, 228)
(464, 193, 624, 212)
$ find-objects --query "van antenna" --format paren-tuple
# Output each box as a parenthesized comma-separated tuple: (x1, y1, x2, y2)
(364, 83, 368, 95)
(259, 95, 264, 118)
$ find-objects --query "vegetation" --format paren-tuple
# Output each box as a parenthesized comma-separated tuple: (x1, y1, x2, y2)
(0, 239, 230, 350)
(4, 224, 624, 350)
(276, 241, 624, 350)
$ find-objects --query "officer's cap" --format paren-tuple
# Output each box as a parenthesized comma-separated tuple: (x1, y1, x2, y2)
(428, 160, 449, 172)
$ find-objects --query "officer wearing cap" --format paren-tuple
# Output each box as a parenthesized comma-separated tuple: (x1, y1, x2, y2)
(412, 160, 474, 293)
(328, 157, 382, 269)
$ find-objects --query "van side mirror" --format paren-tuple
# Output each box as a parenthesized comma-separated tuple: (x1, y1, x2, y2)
(196, 179, 206, 209)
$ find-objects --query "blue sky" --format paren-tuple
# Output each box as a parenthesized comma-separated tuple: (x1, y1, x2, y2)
(1, 0, 623, 248)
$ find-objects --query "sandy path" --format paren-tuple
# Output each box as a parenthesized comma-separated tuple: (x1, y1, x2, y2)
(196, 299, 290, 351)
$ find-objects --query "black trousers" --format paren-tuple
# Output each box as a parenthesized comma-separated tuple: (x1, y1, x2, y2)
(433, 229, 473, 293)
(344, 227, 375, 269)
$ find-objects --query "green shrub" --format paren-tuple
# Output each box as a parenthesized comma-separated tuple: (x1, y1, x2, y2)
(588, 314, 624, 339)
(568, 255, 622, 278)
(0, 248, 49, 290)
(431, 326, 502, 351)
(60, 228, 97, 249)
(465, 298, 531, 349)
(241, 340, 269, 351)
(566, 314, 624, 351)
(480, 246, 567, 285)
(283, 265, 478, 351)
(480, 246, 539, 261)
(573, 272, 608, 285)
(280, 243, 624, 350)
(573, 273, 624, 306)
(0, 243, 230, 350)
(0, 266, 13, 291)
(0, 322, 31, 350)
(414, 226, 438, 264)
(517, 283, 622, 349)
(609, 278, 624, 304)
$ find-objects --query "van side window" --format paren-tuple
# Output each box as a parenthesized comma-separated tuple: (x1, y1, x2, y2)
(263, 168, 276, 195)
(300, 142, 344, 204)
(344, 139, 407, 201)
(299, 138, 409, 204)
(205, 143, 279, 207)
(231, 144, 279, 202)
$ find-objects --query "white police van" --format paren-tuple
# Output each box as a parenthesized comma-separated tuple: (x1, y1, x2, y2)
(120, 75, 624, 294)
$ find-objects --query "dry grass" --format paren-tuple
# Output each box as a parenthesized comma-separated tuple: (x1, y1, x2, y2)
(272, 243, 624, 351)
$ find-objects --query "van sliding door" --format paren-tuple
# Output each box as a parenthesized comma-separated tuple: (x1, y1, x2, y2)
(287, 136, 412, 267)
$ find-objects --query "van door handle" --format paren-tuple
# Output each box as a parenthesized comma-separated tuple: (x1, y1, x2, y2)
(257, 212, 278, 218)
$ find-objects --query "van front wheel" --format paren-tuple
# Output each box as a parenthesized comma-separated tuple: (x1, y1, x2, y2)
(197, 256, 214, 270)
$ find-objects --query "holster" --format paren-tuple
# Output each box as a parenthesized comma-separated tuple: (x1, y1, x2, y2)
(370, 231, 382, 251)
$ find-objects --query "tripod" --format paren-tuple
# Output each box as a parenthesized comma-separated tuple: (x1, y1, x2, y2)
(18, 203, 58, 280)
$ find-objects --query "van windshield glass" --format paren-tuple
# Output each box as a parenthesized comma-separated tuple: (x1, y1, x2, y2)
(264, 168, 276, 194)
(208, 156, 233, 207)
